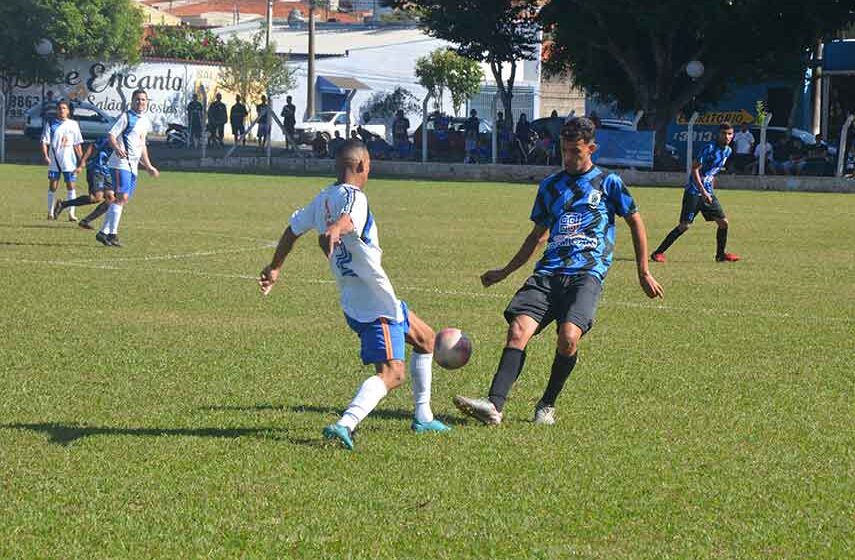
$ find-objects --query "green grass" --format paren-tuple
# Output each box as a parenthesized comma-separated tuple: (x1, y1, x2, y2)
(1, 164, 853, 559)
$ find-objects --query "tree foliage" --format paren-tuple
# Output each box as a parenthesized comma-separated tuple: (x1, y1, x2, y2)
(391, 0, 540, 124)
(218, 33, 297, 105)
(541, 0, 855, 155)
(143, 25, 229, 62)
(363, 87, 421, 119)
(415, 48, 483, 115)
(1, 0, 143, 104)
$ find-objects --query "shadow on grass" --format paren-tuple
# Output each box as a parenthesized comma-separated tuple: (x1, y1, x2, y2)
(197, 403, 469, 425)
(3, 422, 290, 447)
(0, 241, 92, 247)
(0, 224, 63, 230)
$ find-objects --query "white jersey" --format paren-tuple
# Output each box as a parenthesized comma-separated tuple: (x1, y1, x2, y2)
(289, 183, 403, 323)
(41, 118, 83, 172)
(107, 110, 152, 175)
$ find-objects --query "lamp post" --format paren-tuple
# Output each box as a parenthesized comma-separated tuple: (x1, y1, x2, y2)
(1, 39, 52, 164)
(685, 60, 704, 174)
(35, 38, 53, 107)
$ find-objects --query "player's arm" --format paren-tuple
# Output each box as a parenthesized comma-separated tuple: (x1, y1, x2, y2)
(691, 160, 712, 202)
(624, 211, 664, 299)
(320, 213, 355, 257)
(481, 223, 549, 288)
(41, 141, 51, 165)
(259, 226, 304, 295)
(76, 143, 93, 173)
(140, 142, 159, 177)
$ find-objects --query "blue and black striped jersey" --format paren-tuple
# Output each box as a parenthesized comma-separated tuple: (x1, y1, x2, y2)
(85, 136, 113, 176)
(686, 141, 731, 194)
(531, 167, 637, 282)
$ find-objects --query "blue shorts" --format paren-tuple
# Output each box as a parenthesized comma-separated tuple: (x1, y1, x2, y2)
(111, 168, 138, 199)
(345, 301, 410, 365)
(48, 171, 77, 183)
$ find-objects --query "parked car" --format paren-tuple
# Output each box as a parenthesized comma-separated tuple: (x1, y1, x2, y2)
(24, 101, 116, 140)
(412, 114, 493, 161)
(294, 111, 385, 144)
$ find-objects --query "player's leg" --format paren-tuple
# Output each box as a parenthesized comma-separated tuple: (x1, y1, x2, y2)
(324, 317, 409, 450)
(47, 175, 60, 219)
(64, 173, 78, 221)
(454, 276, 548, 425)
(703, 197, 739, 262)
(98, 169, 133, 247)
(652, 191, 697, 261)
(56, 169, 98, 219)
(535, 275, 602, 425)
(404, 308, 451, 433)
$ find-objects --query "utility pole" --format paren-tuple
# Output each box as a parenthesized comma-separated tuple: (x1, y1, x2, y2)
(266, 0, 273, 46)
(306, 1, 316, 119)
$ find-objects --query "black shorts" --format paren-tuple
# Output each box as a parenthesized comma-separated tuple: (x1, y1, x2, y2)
(85, 169, 108, 195)
(504, 273, 603, 334)
(680, 190, 726, 223)
(232, 122, 245, 137)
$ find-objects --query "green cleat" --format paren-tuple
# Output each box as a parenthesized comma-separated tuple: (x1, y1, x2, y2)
(322, 424, 354, 450)
(411, 418, 451, 433)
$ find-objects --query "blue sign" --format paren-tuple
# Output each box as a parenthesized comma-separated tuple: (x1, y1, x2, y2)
(593, 129, 655, 168)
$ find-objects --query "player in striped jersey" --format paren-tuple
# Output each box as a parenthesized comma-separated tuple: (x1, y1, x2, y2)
(454, 117, 664, 426)
(52, 136, 113, 229)
(258, 140, 450, 450)
(651, 123, 741, 263)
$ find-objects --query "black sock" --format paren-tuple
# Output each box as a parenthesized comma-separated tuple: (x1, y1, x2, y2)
(716, 227, 728, 258)
(82, 201, 109, 223)
(488, 347, 526, 412)
(66, 195, 93, 208)
(540, 352, 578, 406)
(654, 227, 684, 255)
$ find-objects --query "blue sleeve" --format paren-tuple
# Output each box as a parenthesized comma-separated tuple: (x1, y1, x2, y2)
(604, 174, 637, 217)
(697, 143, 714, 165)
(529, 182, 550, 226)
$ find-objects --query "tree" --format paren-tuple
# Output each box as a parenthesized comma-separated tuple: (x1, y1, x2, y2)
(392, 0, 540, 127)
(362, 86, 421, 141)
(415, 49, 483, 115)
(540, 0, 855, 157)
(218, 33, 297, 107)
(1, 0, 143, 107)
(143, 25, 229, 62)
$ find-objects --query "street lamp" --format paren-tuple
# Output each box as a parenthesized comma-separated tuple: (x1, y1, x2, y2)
(35, 39, 53, 109)
(686, 60, 704, 81)
(1, 38, 53, 164)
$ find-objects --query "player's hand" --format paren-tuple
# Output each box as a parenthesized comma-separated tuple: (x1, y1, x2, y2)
(43, 155, 51, 165)
(639, 271, 664, 299)
(75, 166, 83, 175)
(322, 230, 341, 256)
(148, 166, 159, 178)
(703, 192, 713, 204)
(115, 147, 128, 159)
(480, 269, 507, 288)
(258, 265, 279, 296)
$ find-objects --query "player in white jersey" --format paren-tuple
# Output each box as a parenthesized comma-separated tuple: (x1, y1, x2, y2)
(258, 140, 450, 450)
(41, 101, 83, 221)
(96, 89, 159, 248)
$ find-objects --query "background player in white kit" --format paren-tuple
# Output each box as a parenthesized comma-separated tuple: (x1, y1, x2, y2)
(258, 140, 450, 450)
(41, 100, 83, 221)
(97, 89, 159, 247)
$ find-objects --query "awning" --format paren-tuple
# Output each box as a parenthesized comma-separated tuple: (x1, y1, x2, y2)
(823, 40, 855, 75)
(317, 75, 371, 93)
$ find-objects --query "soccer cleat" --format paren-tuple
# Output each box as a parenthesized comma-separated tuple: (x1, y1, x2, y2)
(533, 401, 556, 425)
(107, 234, 122, 248)
(411, 418, 452, 433)
(95, 231, 111, 246)
(78, 220, 94, 230)
(68, 215, 78, 223)
(53, 199, 64, 219)
(716, 252, 741, 262)
(650, 252, 666, 263)
(452, 395, 502, 425)
(322, 424, 354, 450)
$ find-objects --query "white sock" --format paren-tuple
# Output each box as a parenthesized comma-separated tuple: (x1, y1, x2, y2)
(47, 190, 55, 216)
(100, 203, 114, 234)
(410, 352, 435, 423)
(337, 375, 388, 431)
(111, 204, 123, 234)
(66, 189, 76, 219)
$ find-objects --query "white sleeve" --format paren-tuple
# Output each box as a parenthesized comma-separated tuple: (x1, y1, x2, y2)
(288, 197, 318, 236)
(41, 124, 50, 145)
(109, 113, 127, 138)
(344, 190, 368, 236)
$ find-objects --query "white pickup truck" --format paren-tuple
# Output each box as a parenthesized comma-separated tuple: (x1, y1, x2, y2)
(294, 111, 386, 144)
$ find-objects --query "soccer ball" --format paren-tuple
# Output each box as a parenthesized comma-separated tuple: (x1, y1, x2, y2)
(433, 328, 472, 370)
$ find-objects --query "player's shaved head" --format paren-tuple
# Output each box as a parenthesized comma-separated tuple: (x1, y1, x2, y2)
(336, 140, 368, 167)
(335, 139, 371, 187)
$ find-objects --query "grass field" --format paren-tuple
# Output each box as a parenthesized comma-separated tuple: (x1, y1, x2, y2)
(1, 164, 853, 559)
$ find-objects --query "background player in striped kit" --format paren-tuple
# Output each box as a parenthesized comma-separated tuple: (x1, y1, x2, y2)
(52, 136, 113, 229)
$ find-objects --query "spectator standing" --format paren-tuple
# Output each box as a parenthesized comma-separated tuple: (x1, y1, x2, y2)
(280, 95, 297, 150)
(328, 130, 345, 159)
(463, 109, 480, 163)
(392, 110, 410, 159)
(230, 95, 248, 145)
(753, 139, 774, 175)
(731, 123, 755, 173)
(516, 113, 531, 153)
(207, 93, 228, 147)
(311, 131, 328, 158)
(186, 93, 203, 148)
(256, 95, 269, 147)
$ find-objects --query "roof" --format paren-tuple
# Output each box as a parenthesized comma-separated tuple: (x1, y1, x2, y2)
(823, 40, 855, 74)
(214, 24, 434, 57)
(317, 75, 370, 92)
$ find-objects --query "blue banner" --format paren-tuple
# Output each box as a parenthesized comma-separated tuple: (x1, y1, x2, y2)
(593, 129, 655, 168)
